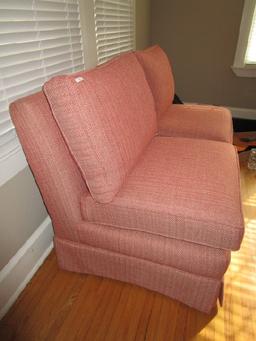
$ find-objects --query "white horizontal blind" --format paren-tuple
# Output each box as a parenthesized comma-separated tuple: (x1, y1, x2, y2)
(0, 0, 85, 161)
(94, 0, 135, 64)
(245, 2, 256, 63)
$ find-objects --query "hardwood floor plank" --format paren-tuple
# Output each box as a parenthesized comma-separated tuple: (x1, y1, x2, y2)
(54, 276, 103, 341)
(107, 286, 148, 341)
(134, 292, 155, 341)
(43, 274, 85, 340)
(83, 279, 124, 341)
(102, 284, 131, 341)
(19, 271, 84, 340)
(150, 297, 179, 341)
(144, 292, 167, 341)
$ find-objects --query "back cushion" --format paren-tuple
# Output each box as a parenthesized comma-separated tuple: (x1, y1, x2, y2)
(44, 53, 157, 203)
(135, 45, 175, 117)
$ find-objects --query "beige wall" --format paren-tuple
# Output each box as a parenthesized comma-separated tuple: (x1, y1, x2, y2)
(151, 0, 256, 109)
(0, 167, 48, 270)
(136, 0, 151, 50)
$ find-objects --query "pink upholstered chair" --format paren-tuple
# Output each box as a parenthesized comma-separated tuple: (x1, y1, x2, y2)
(10, 49, 244, 314)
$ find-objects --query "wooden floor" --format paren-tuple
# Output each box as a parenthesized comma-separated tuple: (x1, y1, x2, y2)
(1, 153, 256, 341)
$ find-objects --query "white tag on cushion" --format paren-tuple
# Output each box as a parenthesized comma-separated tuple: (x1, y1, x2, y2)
(75, 76, 84, 83)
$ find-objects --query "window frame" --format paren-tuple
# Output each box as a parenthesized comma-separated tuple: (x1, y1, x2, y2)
(232, 0, 256, 77)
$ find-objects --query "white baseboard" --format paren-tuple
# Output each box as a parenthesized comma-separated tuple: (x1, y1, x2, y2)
(229, 107, 256, 120)
(0, 216, 54, 320)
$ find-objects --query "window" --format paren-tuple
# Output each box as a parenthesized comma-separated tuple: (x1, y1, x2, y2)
(0, 0, 85, 185)
(93, 0, 135, 64)
(232, 0, 256, 77)
(245, 2, 256, 63)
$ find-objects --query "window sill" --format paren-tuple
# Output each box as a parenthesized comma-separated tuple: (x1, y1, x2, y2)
(232, 65, 256, 77)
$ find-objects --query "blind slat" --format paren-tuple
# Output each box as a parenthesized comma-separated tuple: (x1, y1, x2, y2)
(96, 24, 133, 30)
(95, 0, 131, 8)
(0, 9, 79, 21)
(98, 46, 133, 63)
(0, 42, 82, 67)
(97, 42, 133, 53)
(96, 35, 133, 48)
(95, 12, 132, 19)
(95, 18, 133, 23)
(2, 51, 83, 81)
(95, 7, 131, 14)
(96, 29, 131, 37)
(0, 29, 81, 44)
(0, 20, 80, 35)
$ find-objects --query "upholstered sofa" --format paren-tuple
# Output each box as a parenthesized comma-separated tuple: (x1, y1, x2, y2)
(10, 45, 244, 313)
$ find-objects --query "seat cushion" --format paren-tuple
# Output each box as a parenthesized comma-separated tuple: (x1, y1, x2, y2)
(76, 222, 231, 280)
(81, 137, 244, 250)
(159, 104, 233, 143)
(44, 52, 157, 203)
(135, 45, 175, 117)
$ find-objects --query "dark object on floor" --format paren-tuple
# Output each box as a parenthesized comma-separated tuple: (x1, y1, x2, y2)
(173, 94, 183, 104)
(233, 131, 256, 152)
(233, 118, 256, 132)
(240, 136, 256, 143)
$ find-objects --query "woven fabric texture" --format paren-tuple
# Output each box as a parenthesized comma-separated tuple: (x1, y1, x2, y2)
(55, 237, 222, 313)
(159, 104, 233, 143)
(10, 92, 87, 241)
(44, 52, 157, 203)
(135, 45, 175, 117)
(82, 137, 244, 250)
(76, 222, 231, 280)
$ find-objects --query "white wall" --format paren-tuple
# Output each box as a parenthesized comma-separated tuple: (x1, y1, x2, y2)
(0, 167, 48, 270)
